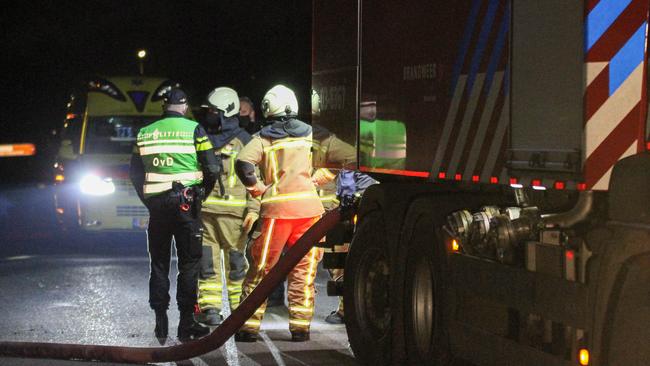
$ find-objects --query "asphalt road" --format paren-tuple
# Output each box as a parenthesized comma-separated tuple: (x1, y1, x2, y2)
(0, 184, 357, 365)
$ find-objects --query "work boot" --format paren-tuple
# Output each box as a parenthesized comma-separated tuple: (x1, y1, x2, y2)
(291, 331, 310, 342)
(198, 308, 223, 326)
(325, 310, 344, 325)
(177, 312, 210, 342)
(154, 310, 168, 339)
(234, 331, 258, 342)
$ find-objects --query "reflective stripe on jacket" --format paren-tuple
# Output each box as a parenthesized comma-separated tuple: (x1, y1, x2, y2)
(237, 134, 324, 219)
(311, 133, 356, 211)
(136, 117, 210, 197)
(202, 136, 260, 217)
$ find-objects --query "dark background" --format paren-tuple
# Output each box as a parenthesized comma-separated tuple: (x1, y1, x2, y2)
(0, 0, 312, 182)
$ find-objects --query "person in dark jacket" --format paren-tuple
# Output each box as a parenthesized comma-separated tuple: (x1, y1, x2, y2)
(238, 96, 263, 134)
(129, 88, 220, 342)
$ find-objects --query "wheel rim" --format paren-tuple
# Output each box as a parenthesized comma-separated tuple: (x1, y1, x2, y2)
(410, 253, 435, 358)
(354, 246, 391, 337)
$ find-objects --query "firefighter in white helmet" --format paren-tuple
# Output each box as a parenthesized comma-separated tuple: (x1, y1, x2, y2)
(309, 89, 356, 324)
(235, 84, 324, 342)
(310, 89, 379, 324)
(196, 86, 260, 326)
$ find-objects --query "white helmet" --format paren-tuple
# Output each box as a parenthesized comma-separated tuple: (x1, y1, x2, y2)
(311, 89, 321, 117)
(205, 87, 240, 117)
(261, 84, 298, 118)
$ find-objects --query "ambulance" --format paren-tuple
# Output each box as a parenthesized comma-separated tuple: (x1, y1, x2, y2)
(53, 76, 184, 231)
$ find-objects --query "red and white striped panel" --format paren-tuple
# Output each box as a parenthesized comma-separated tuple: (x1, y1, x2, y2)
(584, 0, 649, 190)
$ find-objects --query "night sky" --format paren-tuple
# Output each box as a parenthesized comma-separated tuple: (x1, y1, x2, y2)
(1, 1, 312, 179)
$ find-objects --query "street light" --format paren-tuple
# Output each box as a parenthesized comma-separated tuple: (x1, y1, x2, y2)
(137, 49, 147, 75)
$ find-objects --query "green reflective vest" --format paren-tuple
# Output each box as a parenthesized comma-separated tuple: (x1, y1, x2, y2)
(136, 117, 211, 198)
(359, 119, 407, 169)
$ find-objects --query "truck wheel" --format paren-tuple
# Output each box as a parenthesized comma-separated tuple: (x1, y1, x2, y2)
(602, 254, 650, 365)
(402, 211, 452, 365)
(344, 211, 392, 366)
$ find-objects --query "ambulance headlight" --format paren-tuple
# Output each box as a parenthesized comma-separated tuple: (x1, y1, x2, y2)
(80, 174, 116, 196)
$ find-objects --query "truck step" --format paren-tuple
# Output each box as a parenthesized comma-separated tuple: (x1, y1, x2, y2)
(327, 280, 344, 296)
(323, 252, 347, 269)
(324, 221, 354, 248)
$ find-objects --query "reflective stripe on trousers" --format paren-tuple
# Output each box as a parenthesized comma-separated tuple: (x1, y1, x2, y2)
(198, 213, 248, 311)
(239, 216, 323, 333)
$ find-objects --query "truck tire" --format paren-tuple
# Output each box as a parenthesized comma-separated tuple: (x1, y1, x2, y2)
(400, 205, 452, 365)
(344, 211, 392, 366)
(602, 254, 650, 365)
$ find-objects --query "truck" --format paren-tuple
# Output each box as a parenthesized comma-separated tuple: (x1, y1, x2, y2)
(312, 0, 650, 365)
(53, 76, 183, 232)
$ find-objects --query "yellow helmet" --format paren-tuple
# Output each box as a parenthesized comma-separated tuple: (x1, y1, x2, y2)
(261, 84, 298, 118)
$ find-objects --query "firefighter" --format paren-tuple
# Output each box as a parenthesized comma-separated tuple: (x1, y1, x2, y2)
(196, 87, 260, 325)
(311, 90, 354, 324)
(234, 84, 325, 342)
(310, 90, 377, 324)
(129, 88, 219, 342)
(311, 89, 357, 209)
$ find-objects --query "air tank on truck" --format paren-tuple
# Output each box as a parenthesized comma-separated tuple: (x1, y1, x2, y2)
(312, 0, 650, 365)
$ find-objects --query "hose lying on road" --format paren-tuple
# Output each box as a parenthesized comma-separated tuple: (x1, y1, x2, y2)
(0, 208, 342, 364)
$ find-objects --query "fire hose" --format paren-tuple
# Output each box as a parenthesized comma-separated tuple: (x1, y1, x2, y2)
(0, 208, 343, 364)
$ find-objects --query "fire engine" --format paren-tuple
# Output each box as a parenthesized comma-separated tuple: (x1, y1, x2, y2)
(313, 0, 650, 365)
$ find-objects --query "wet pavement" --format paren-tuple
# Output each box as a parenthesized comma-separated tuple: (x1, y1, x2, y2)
(0, 184, 357, 365)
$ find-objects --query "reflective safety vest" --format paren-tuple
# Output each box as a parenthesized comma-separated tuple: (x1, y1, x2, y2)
(359, 119, 407, 169)
(237, 134, 325, 219)
(202, 136, 260, 217)
(136, 117, 211, 198)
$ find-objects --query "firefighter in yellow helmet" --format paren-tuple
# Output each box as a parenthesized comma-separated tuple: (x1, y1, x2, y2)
(235, 84, 324, 342)
(196, 87, 260, 326)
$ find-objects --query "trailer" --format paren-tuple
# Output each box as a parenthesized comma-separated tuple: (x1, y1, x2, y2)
(312, 1, 650, 365)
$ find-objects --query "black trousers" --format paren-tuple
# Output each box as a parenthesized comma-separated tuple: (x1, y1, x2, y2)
(146, 192, 203, 313)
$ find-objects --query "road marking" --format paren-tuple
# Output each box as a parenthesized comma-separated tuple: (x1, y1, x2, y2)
(277, 351, 311, 366)
(221, 336, 241, 366)
(4, 255, 34, 261)
(233, 350, 262, 366)
(260, 331, 287, 366)
(218, 248, 245, 366)
(190, 357, 210, 366)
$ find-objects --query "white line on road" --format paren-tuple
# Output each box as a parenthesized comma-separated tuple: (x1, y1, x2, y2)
(190, 357, 210, 366)
(221, 336, 241, 366)
(3, 255, 35, 261)
(276, 351, 310, 366)
(218, 248, 249, 366)
(260, 331, 287, 366)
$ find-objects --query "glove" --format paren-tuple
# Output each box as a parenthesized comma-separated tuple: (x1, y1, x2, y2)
(311, 168, 336, 187)
(242, 212, 259, 235)
(246, 181, 268, 198)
